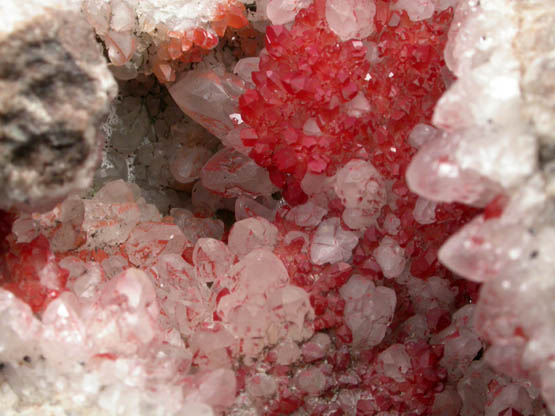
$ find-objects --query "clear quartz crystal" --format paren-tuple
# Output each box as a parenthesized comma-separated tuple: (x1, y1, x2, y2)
(169, 68, 246, 142)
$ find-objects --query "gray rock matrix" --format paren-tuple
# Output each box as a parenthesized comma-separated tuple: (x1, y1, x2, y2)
(0, 10, 116, 212)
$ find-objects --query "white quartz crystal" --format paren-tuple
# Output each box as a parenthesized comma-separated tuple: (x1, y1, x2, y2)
(325, 0, 376, 41)
(0, 289, 41, 362)
(295, 367, 327, 395)
(193, 238, 233, 283)
(82, 0, 238, 73)
(340, 275, 396, 348)
(310, 218, 359, 265)
(246, 374, 277, 398)
(407, 0, 555, 412)
(413, 196, 437, 225)
(233, 57, 260, 84)
(373, 236, 406, 278)
(286, 200, 328, 228)
(171, 208, 224, 243)
(125, 222, 189, 267)
(334, 159, 387, 229)
(266, 0, 312, 25)
(228, 216, 279, 258)
(377, 344, 411, 382)
(393, 0, 434, 21)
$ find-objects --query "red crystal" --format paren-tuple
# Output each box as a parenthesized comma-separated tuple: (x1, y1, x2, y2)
(2, 235, 68, 313)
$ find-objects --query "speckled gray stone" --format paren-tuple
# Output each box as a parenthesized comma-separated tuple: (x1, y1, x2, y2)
(0, 10, 117, 212)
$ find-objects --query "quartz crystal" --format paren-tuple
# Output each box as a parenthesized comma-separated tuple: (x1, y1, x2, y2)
(2, 0, 555, 415)
(405, 0, 555, 414)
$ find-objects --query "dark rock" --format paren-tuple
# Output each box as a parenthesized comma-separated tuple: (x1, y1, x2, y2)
(0, 11, 117, 212)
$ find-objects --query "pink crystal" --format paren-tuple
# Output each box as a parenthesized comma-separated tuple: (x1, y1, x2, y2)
(325, 0, 376, 41)
(201, 148, 276, 198)
(340, 275, 396, 347)
(193, 238, 233, 283)
(310, 218, 359, 265)
(124, 222, 189, 267)
(334, 159, 387, 230)
(228, 216, 278, 258)
(169, 68, 246, 141)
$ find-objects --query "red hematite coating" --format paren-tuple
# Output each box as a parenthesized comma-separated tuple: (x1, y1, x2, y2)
(239, 0, 479, 283)
(239, 0, 453, 206)
(2, 235, 68, 313)
(234, 2, 483, 413)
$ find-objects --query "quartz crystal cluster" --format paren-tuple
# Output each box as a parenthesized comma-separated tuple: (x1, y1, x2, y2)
(405, 0, 555, 414)
(82, 0, 253, 82)
(1, 0, 555, 415)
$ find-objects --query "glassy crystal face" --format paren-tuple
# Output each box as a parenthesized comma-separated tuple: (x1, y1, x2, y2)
(1, 0, 555, 415)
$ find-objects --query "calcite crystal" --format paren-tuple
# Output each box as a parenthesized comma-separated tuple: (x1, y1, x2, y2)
(2, 0, 555, 415)
(0, 4, 117, 212)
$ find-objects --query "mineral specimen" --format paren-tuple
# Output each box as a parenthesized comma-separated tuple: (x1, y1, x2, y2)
(82, 0, 250, 82)
(2, 0, 555, 415)
(406, 1, 555, 414)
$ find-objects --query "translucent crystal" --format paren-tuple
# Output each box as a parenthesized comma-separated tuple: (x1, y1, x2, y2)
(227, 217, 278, 258)
(229, 248, 289, 296)
(406, 129, 499, 206)
(201, 148, 276, 198)
(271, 339, 301, 365)
(124, 222, 189, 267)
(246, 374, 277, 398)
(170, 146, 213, 184)
(189, 325, 236, 369)
(193, 238, 233, 283)
(171, 208, 225, 242)
(393, 0, 435, 21)
(310, 218, 359, 265)
(40, 292, 87, 370)
(334, 159, 386, 229)
(413, 196, 437, 225)
(301, 333, 331, 362)
(325, 0, 376, 41)
(188, 369, 237, 411)
(71, 261, 105, 299)
(373, 236, 406, 278)
(234, 196, 275, 222)
(340, 275, 396, 348)
(377, 344, 411, 382)
(266, 0, 312, 25)
(191, 182, 225, 216)
(285, 200, 327, 228)
(88, 268, 160, 354)
(295, 367, 327, 395)
(169, 68, 246, 141)
(233, 57, 260, 84)
(0, 289, 40, 362)
(434, 305, 483, 380)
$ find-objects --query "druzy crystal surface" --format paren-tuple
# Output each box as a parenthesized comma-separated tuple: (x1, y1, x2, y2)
(1, 0, 554, 415)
